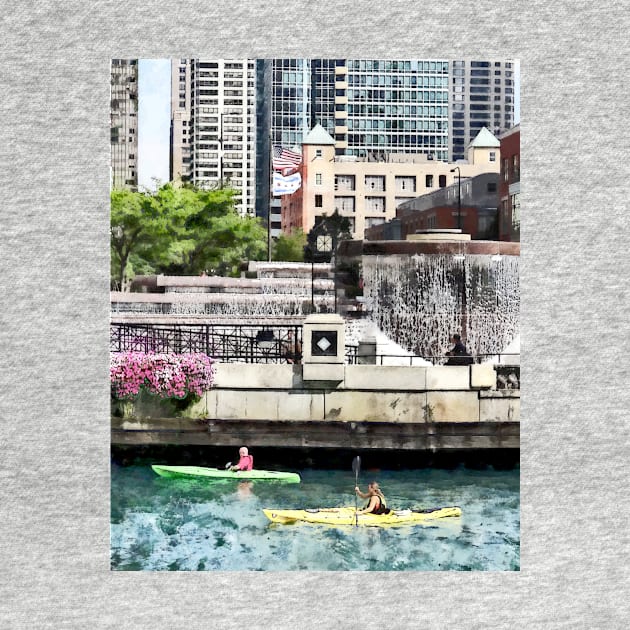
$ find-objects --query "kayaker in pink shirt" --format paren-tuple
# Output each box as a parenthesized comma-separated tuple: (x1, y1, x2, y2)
(230, 446, 254, 471)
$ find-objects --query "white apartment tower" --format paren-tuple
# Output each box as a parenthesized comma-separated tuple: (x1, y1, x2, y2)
(110, 59, 138, 190)
(170, 59, 257, 216)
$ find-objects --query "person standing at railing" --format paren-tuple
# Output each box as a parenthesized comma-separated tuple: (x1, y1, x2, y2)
(445, 333, 473, 366)
(283, 330, 302, 364)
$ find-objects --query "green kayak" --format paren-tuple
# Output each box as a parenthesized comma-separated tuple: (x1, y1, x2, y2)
(151, 464, 301, 483)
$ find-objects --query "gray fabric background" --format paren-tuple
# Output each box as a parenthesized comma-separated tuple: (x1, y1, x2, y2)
(1, 1, 628, 627)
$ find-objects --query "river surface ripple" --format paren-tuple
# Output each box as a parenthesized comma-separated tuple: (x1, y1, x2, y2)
(111, 464, 520, 571)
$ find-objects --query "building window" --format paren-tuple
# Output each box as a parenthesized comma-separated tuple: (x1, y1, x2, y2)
(395, 176, 416, 193)
(489, 151, 496, 162)
(487, 182, 497, 193)
(438, 174, 446, 188)
(511, 193, 520, 227)
(315, 149, 322, 158)
(335, 174, 355, 191)
(425, 174, 434, 188)
(365, 175, 385, 191)
(334, 196, 355, 212)
(365, 197, 385, 213)
(365, 217, 385, 229)
(316, 173, 322, 185)
(395, 197, 413, 208)
(315, 194, 323, 208)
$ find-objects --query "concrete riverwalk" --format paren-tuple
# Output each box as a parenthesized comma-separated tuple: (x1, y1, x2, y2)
(111, 315, 519, 452)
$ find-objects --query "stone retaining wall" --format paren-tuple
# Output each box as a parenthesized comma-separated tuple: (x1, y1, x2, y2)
(112, 362, 519, 450)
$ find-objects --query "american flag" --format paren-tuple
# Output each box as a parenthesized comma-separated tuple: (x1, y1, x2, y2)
(272, 145, 302, 172)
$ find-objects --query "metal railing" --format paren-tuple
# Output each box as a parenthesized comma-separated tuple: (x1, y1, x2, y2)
(344, 350, 520, 389)
(110, 323, 519, 387)
(110, 323, 303, 364)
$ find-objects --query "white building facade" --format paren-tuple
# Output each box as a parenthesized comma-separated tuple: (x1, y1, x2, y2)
(171, 59, 257, 216)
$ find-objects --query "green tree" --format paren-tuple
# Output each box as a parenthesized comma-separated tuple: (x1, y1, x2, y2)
(110, 188, 165, 290)
(111, 183, 267, 288)
(272, 229, 306, 262)
(178, 186, 267, 275)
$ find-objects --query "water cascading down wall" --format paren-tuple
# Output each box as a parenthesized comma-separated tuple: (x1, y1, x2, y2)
(341, 239, 520, 361)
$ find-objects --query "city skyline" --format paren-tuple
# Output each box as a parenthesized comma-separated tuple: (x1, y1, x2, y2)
(136, 58, 521, 191)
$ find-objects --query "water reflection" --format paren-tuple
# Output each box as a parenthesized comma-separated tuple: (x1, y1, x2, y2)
(236, 481, 254, 499)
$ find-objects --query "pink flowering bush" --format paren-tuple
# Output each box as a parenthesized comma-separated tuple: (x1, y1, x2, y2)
(110, 352, 216, 400)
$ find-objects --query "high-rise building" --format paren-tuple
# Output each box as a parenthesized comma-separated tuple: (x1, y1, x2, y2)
(110, 59, 138, 190)
(257, 58, 515, 235)
(257, 58, 453, 237)
(264, 58, 451, 159)
(170, 59, 257, 216)
(168, 58, 515, 229)
(449, 60, 516, 162)
(170, 58, 192, 183)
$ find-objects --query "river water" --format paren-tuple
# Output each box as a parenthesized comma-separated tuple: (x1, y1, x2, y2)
(111, 454, 519, 571)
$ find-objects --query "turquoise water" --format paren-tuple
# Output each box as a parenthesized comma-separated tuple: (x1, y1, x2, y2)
(111, 460, 519, 571)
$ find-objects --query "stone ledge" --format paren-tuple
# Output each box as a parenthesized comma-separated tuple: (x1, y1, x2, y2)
(112, 419, 520, 450)
(303, 363, 345, 382)
(470, 363, 495, 389)
(214, 363, 295, 389)
(343, 365, 427, 390)
(426, 366, 469, 390)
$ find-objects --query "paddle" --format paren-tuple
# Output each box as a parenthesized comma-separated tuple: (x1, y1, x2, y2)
(225, 462, 232, 470)
(352, 455, 361, 527)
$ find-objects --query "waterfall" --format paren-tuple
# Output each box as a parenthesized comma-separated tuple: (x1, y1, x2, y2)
(362, 254, 519, 360)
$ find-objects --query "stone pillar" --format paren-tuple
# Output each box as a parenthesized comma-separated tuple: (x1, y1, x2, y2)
(302, 313, 345, 382)
(357, 336, 376, 364)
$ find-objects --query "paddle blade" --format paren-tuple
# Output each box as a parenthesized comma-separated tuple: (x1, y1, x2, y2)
(352, 456, 361, 477)
(225, 462, 232, 470)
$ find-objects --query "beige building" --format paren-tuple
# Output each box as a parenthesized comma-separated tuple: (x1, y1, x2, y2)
(282, 125, 500, 239)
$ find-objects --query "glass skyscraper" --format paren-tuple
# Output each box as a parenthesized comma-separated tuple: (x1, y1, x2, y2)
(169, 58, 516, 229)
(263, 59, 452, 161)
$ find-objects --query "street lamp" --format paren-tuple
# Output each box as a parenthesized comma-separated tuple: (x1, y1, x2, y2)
(316, 232, 334, 313)
(450, 167, 462, 230)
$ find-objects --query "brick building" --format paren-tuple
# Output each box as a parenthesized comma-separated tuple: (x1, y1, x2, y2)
(498, 124, 520, 241)
(365, 172, 500, 240)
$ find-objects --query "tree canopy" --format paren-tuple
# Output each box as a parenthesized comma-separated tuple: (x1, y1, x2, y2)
(272, 228, 306, 262)
(304, 211, 352, 263)
(111, 183, 267, 290)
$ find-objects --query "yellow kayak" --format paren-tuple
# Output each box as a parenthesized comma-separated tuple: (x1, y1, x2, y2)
(262, 506, 461, 527)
